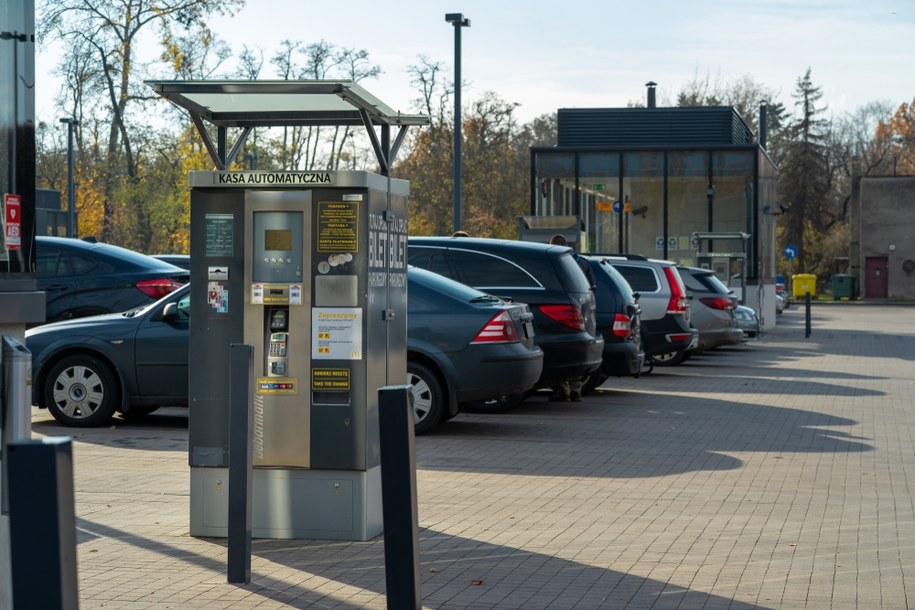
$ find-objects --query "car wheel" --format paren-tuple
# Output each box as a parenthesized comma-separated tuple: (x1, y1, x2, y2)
(652, 350, 688, 366)
(407, 362, 445, 435)
(44, 355, 119, 427)
(579, 372, 609, 397)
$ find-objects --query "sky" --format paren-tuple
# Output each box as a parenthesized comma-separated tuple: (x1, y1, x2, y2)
(34, 0, 915, 127)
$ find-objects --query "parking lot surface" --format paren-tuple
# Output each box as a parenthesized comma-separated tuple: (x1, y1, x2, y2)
(28, 303, 915, 609)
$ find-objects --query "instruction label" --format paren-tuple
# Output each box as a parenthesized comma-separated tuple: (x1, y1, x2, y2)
(312, 307, 362, 360)
(312, 368, 351, 390)
(317, 201, 359, 252)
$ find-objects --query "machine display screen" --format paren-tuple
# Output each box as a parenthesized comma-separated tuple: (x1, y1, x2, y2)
(264, 229, 292, 251)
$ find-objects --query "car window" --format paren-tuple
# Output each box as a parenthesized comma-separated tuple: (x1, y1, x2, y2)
(602, 262, 635, 301)
(450, 249, 540, 288)
(408, 249, 453, 278)
(680, 270, 707, 292)
(177, 293, 191, 319)
(614, 265, 659, 292)
(36, 247, 98, 277)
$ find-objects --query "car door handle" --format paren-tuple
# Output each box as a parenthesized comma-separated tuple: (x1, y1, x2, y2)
(44, 284, 71, 292)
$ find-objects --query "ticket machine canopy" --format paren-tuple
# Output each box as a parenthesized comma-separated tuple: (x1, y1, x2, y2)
(147, 79, 430, 172)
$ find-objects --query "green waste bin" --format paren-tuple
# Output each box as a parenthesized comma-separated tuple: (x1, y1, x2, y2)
(831, 274, 854, 300)
(792, 274, 817, 299)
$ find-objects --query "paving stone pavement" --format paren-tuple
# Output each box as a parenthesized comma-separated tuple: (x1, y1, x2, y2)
(25, 303, 915, 609)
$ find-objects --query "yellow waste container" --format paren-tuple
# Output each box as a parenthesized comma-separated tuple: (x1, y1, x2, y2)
(792, 274, 817, 298)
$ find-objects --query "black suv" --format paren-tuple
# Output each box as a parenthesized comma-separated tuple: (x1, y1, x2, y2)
(408, 237, 603, 399)
(581, 256, 644, 394)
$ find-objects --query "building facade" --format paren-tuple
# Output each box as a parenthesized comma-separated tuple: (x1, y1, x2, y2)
(851, 173, 915, 300)
(529, 96, 779, 322)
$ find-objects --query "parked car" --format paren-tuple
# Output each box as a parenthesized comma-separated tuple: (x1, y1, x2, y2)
(26, 269, 544, 434)
(597, 254, 695, 365)
(37, 236, 189, 323)
(406, 266, 543, 433)
(734, 305, 760, 340)
(677, 265, 744, 353)
(408, 236, 604, 401)
(151, 254, 191, 270)
(27, 283, 192, 427)
(580, 256, 644, 395)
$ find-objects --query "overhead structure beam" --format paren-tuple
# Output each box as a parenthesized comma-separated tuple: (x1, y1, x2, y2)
(149, 80, 430, 172)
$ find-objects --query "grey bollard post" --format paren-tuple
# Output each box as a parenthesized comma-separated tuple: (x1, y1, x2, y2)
(227, 344, 254, 585)
(8, 438, 79, 610)
(805, 292, 812, 338)
(2, 335, 32, 516)
(378, 385, 421, 610)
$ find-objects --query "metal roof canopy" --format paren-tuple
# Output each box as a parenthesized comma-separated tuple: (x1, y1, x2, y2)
(147, 80, 430, 173)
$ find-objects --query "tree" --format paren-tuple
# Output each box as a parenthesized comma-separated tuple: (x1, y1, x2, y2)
(875, 98, 915, 175)
(38, 0, 244, 241)
(775, 68, 834, 273)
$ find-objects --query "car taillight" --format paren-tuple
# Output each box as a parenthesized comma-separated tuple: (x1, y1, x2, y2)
(135, 278, 183, 299)
(470, 311, 518, 344)
(538, 304, 585, 331)
(612, 313, 631, 338)
(664, 267, 688, 314)
(699, 296, 735, 310)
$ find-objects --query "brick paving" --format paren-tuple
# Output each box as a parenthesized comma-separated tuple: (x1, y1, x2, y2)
(26, 302, 915, 609)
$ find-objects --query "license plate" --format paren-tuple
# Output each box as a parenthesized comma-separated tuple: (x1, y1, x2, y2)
(523, 321, 534, 339)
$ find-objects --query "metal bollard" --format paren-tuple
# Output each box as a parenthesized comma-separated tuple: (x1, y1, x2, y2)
(378, 385, 421, 610)
(227, 344, 254, 585)
(8, 438, 79, 610)
(805, 292, 812, 338)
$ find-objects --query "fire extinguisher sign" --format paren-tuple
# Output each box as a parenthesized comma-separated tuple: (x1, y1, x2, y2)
(4, 193, 22, 250)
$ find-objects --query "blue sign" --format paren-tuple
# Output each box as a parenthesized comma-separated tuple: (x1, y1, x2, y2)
(784, 245, 798, 259)
(612, 200, 622, 215)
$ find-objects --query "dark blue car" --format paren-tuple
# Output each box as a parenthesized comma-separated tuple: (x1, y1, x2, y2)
(37, 236, 188, 323)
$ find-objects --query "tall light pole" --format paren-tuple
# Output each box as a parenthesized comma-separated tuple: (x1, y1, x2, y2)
(59, 118, 79, 238)
(445, 13, 470, 233)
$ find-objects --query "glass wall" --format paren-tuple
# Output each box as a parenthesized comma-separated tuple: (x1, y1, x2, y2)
(531, 145, 775, 280)
(622, 151, 664, 257)
(667, 151, 709, 265)
(579, 152, 620, 252)
(534, 152, 575, 217)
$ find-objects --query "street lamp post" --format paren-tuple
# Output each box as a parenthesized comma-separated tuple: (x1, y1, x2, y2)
(445, 13, 470, 233)
(59, 118, 79, 238)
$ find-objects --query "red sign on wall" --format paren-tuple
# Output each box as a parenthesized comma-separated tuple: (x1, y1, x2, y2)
(4, 193, 22, 250)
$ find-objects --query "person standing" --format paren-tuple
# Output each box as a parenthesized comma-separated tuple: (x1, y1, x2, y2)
(548, 233, 595, 401)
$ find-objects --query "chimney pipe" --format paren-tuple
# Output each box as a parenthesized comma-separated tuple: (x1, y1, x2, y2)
(646, 81, 657, 108)
(759, 102, 768, 150)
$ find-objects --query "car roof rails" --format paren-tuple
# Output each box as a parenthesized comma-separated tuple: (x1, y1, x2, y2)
(591, 253, 649, 261)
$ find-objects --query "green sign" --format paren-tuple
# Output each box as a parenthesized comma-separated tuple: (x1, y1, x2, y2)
(592, 184, 605, 191)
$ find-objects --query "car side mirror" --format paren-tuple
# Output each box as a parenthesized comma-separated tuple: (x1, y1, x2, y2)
(162, 302, 178, 320)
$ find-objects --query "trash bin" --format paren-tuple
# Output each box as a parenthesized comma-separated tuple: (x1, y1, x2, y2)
(831, 274, 854, 300)
(792, 274, 817, 299)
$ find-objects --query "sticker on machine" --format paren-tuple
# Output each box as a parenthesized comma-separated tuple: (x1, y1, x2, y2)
(312, 307, 363, 360)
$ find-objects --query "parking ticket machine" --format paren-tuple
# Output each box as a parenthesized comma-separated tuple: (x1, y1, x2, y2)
(187, 171, 408, 540)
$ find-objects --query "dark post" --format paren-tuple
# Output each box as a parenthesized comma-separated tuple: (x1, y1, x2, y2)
(445, 13, 470, 233)
(59, 118, 79, 238)
(805, 292, 812, 338)
(8, 438, 79, 610)
(378, 385, 421, 609)
(227, 344, 254, 584)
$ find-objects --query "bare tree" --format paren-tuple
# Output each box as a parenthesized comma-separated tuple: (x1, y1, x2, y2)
(38, 0, 244, 239)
